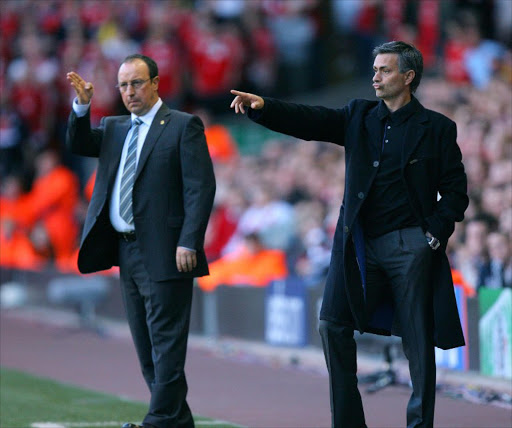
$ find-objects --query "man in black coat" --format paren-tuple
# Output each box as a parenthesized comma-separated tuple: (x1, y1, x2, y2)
(230, 41, 468, 428)
(67, 54, 216, 428)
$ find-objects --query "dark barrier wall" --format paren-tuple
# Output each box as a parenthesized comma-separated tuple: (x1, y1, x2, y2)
(0, 269, 485, 374)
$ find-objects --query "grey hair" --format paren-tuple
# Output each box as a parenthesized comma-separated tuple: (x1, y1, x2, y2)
(372, 41, 423, 93)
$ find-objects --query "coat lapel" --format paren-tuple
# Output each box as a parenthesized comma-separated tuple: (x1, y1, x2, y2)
(401, 106, 429, 167)
(135, 104, 172, 181)
(363, 105, 382, 157)
(109, 117, 132, 183)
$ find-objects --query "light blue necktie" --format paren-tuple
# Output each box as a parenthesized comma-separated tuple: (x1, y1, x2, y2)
(119, 118, 141, 224)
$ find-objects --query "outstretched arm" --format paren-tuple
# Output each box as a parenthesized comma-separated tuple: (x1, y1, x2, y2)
(229, 89, 347, 145)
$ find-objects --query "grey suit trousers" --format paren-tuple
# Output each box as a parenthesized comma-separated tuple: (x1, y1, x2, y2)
(320, 226, 436, 428)
(119, 238, 194, 428)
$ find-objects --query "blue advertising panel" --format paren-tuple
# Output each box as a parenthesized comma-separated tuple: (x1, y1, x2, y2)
(265, 276, 308, 347)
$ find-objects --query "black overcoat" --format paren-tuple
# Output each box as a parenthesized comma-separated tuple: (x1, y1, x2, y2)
(250, 97, 469, 349)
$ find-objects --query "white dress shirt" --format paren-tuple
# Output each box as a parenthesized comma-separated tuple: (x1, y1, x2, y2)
(73, 98, 163, 232)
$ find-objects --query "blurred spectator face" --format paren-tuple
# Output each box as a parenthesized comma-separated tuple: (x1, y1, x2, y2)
(244, 233, 264, 254)
(464, 156, 487, 186)
(34, 150, 59, 178)
(487, 232, 510, 263)
(1, 175, 23, 200)
(487, 160, 512, 187)
(117, 59, 159, 116)
(250, 185, 271, 206)
(465, 220, 488, 257)
(482, 186, 505, 218)
(500, 207, 512, 235)
(372, 54, 414, 101)
(29, 222, 52, 257)
(464, 25, 481, 48)
(225, 188, 247, 214)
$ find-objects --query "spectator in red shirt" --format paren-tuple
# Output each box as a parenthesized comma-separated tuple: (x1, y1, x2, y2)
(141, 25, 184, 109)
(242, 9, 278, 93)
(443, 20, 471, 85)
(185, 14, 244, 113)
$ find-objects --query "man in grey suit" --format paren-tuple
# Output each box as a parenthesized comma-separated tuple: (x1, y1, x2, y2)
(67, 54, 216, 428)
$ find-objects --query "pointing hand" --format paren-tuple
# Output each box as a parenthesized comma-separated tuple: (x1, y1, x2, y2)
(230, 89, 264, 114)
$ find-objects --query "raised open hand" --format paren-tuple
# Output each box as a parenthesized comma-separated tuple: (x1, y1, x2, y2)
(66, 71, 94, 105)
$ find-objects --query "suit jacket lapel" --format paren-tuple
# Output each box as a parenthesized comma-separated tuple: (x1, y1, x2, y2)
(363, 104, 382, 158)
(108, 116, 132, 185)
(401, 106, 428, 168)
(135, 104, 172, 181)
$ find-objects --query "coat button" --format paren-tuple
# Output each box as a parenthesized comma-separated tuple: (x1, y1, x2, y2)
(358, 192, 364, 199)
(344, 226, 349, 233)
(373, 161, 379, 167)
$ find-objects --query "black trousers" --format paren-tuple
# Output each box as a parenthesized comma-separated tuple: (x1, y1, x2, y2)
(119, 239, 194, 428)
(320, 227, 436, 428)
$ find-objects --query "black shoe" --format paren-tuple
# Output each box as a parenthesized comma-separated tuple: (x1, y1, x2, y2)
(121, 424, 157, 428)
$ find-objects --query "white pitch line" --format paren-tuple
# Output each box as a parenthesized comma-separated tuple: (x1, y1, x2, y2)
(31, 424, 65, 428)
(196, 420, 247, 427)
(31, 423, 125, 428)
(32, 421, 246, 428)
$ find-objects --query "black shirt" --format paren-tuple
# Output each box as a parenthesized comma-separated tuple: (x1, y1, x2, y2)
(360, 98, 420, 238)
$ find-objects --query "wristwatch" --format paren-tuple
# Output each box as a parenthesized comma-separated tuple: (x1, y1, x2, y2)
(426, 235, 440, 250)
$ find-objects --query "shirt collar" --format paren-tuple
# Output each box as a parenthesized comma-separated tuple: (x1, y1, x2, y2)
(377, 100, 389, 121)
(377, 95, 419, 125)
(131, 98, 163, 126)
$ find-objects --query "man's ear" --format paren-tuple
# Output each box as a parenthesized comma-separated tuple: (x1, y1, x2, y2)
(405, 70, 415, 87)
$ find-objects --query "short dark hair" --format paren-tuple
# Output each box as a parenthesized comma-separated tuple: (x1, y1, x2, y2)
(121, 54, 159, 79)
(372, 41, 423, 93)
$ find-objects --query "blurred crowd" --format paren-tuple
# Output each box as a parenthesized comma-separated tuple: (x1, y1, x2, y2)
(1, 0, 511, 293)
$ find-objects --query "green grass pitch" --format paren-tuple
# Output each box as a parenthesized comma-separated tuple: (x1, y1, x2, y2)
(0, 368, 242, 428)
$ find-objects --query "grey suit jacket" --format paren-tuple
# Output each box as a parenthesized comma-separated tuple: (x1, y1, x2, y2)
(66, 103, 216, 281)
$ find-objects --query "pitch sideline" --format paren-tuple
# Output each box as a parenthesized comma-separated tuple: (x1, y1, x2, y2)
(31, 420, 246, 427)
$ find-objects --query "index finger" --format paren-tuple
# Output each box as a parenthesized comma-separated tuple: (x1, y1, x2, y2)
(67, 71, 80, 80)
(176, 252, 184, 272)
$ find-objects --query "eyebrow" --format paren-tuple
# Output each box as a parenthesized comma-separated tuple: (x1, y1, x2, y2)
(118, 79, 148, 83)
(373, 65, 391, 71)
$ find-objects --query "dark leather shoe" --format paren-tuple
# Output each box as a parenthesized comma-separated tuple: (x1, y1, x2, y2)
(121, 424, 157, 428)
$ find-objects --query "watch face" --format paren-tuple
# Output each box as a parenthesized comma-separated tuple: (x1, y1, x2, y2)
(426, 236, 439, 249)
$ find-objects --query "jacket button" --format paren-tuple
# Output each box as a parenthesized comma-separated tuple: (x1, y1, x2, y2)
(344, 226, 349, 233)
(373, 161, 379, 167)
(358, 192, 364, 199)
